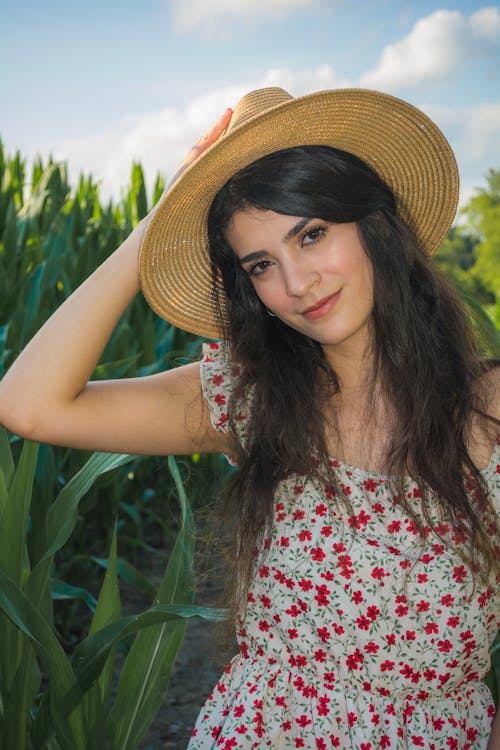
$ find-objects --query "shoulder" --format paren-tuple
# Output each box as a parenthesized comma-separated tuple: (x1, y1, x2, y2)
(477, 360, 500, 421)
(468, 361, 500, 470)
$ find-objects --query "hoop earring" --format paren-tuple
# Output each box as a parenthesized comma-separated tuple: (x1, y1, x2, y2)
(266, 309, 276, 317)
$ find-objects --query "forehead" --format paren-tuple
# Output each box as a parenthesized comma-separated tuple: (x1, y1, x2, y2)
(226, 208, 306, 256)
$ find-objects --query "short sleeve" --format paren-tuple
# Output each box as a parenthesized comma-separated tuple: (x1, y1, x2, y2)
(199, 341, 250, 450)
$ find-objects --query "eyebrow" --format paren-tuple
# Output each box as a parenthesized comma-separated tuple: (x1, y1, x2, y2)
(239, 217, 312, 266)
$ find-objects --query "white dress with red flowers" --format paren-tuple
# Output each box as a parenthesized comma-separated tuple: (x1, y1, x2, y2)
(188, 342, 500, 750)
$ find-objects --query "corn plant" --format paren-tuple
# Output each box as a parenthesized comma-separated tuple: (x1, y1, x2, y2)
(0, 426, 227, 749)
(0, 142, 229, 605)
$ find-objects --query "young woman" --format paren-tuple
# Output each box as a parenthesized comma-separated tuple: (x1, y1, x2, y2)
(0, 88, 498, 749)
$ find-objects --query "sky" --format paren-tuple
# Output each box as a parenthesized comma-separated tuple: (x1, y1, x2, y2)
(1, 0, 499, 207)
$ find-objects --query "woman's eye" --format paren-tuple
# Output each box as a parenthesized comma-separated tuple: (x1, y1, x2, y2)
(302, 225, 327, 246)
(248, 259, 272, 277)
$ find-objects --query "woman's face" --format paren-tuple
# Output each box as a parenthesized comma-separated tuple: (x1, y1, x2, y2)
(226, 208, 374, 359)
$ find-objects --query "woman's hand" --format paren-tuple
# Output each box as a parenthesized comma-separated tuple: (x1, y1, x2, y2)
(167, 107, 233, 190)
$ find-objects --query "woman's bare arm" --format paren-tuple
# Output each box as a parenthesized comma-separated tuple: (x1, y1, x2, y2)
(0, 109, 234, 457)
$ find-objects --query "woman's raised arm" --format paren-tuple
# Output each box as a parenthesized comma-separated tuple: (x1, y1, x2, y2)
(0, 109, 234, 457)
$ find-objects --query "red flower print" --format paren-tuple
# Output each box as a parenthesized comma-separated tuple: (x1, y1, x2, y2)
(348, 712, 358, 726)
(447, 616, 460, 628)
(211, 725, 222, 739)
(380, 735, 391, 748)
(363, 478, 378, 492)
(348, 509, 371, 528)
(321, 525, 333, 536)
(298, 529, 312, 542)
(445, 739, 458, 749)
(212, 373, 224, 385)
(441, 593, 454, 606)
(367, 605, 380, 621)
(317, 627, 331, 643)
(315, 584, 331, 606)
(233, 704, 245, 717)
(411, 737, 425, 747)
(214, 392, 226, 406)
(311, 547, 326, 562)
(396, 604, 409, 617)
(292, 508, 305, 520)
(316, 740, 327, 750)
(298, 578, 314, 591)
(356, 615, 371, 630)
(333, 542, 346, 553)
(315, 503, 328, 516)
(372, 502, 385, 514)
(387, 520, 401, 533)
(467, 728, 478, 742)
(293, 484, 304, 495)
(296, 715, 312, 728)
(380, 660, 395, 671)
(371, 566, 387, 580)
(416, 600, 430, 612)
(478, 589, 492, 607)
(279, 536, 290, 547)
(352, 590, 364, 604)
(452, 565, 467, 582)
(424, 622, 438, 635)
(288, 628, 299, 639)
(364, 641, 379, 654)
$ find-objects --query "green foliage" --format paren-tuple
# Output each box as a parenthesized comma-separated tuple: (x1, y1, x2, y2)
(0, 141, 229, 610)
(0, 426, 227, 749)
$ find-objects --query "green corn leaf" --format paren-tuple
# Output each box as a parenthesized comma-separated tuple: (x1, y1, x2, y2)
(107, 456, 196, 750)
(38, 452, 137, 564)
(83, 524, 121, 747)
(0, 426, 14, 516)
(19, 261, 46, 347)
(51, 578, 97, 612)
(0, 437, 38, 585)
(0, 570, 87, 750)
(70, 603, 228, 701)
(0, 642, 39, 750)
(91, 555, 156, 598)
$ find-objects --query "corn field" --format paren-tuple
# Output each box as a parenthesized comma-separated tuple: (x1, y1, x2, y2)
(0, 141, 498, 748)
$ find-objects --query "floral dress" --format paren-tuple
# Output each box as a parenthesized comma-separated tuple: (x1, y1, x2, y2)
(188, 342, 500, 750)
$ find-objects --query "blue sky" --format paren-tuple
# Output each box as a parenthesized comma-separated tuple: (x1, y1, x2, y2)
(2, 0, 499, 205)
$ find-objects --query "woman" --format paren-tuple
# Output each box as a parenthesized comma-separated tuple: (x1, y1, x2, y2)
(0, 88, 498, 749)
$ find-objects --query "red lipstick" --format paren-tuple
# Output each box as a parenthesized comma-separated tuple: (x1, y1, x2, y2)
(302, 290, 341, 320)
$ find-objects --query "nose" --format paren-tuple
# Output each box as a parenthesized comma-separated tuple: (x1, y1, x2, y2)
(283, 258, 320, 297)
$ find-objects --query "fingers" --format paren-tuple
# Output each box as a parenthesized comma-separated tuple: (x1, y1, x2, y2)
(170, 108, 233, 185)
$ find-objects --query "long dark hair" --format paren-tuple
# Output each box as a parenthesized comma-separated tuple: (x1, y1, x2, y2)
(207, 145, 499, 610)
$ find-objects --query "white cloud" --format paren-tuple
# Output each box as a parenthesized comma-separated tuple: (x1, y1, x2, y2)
(170, 0, 322, 32)
(422, 101, 500, 207)
(48, 66, 346, 200)
(359, 7, 500, 91)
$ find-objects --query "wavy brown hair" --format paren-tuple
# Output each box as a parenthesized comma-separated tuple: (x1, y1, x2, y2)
(206, 145, 499, 612)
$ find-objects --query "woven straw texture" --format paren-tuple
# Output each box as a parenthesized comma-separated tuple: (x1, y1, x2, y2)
(139, 88, 459, 338)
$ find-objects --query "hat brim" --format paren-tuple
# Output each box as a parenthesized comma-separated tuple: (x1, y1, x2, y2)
(139, 88, 459, 339)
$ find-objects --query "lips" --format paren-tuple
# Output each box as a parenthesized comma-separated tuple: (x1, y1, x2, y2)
(302, 290, 341, 320)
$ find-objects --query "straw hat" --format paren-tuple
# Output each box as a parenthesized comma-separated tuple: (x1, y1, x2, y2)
(139, 87, 459, 339)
